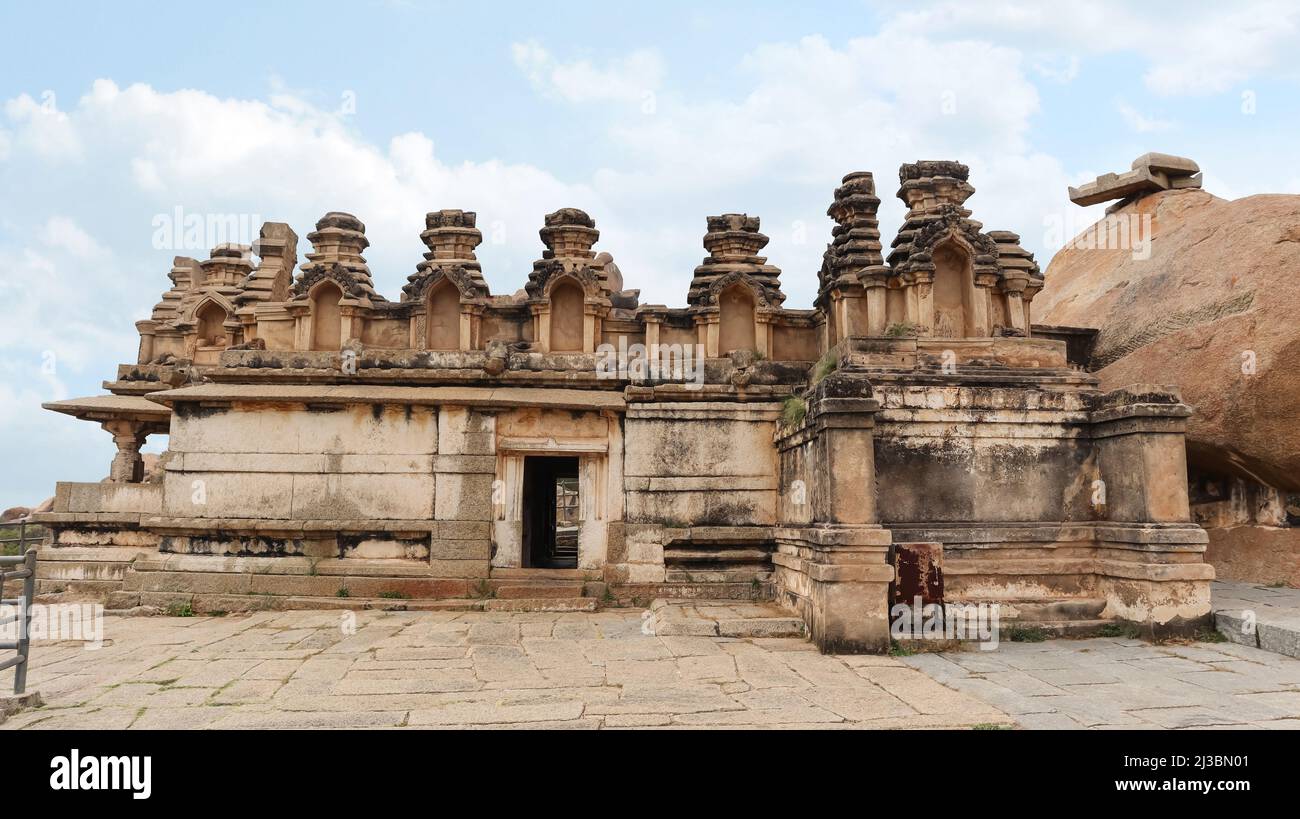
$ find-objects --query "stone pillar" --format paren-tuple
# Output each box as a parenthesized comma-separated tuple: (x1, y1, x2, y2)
(643, 315, 661, 350)
(136, 320, 157, 364)
(103, 420, 148, 483)
(1091, 386, 1194, 523)
(1003, 278, 1028, 334)
(914, 276, 935, 334)
(1089, 385, 1212, 631)
(864, 280, 888, 336)
(774, 370, 894, 653)
(432, 407, 496, 579)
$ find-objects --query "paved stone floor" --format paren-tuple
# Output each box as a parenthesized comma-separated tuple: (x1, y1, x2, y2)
(0, 610, 1008, 729)
(902, 637, 1300, 729)
(3, 609, 1300, 729)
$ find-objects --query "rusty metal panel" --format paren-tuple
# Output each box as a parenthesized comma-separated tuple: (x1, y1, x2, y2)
(892, 541, 944, 606)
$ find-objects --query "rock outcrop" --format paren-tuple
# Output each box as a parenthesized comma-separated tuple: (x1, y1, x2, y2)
(1037, 186, 1300, 492)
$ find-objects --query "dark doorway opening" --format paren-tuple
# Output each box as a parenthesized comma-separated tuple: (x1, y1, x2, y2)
(522, 456, 580, 569)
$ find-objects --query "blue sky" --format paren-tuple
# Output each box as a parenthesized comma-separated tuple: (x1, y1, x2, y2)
(1, 0, 1298, 508)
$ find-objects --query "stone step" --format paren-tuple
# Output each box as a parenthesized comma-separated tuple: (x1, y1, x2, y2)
(664, 548, 773, 564)
(664, 569, 773, 583)
(484, 597, 597, 613)
(492, 583, 586, 600)
(109, 590, 600, 615)
(1215, 610, 1300, 660)
(648, 599, 806, 639)
(120, 569, 474, 600)
(490, 568, 591, 581)
(620, 581, 773, 602)
(1002, 619, 1114, 638)
(108, 590, 492, 614)
(716, 617, 805, 638)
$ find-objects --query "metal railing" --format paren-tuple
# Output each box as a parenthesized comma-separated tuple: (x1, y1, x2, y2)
(1, 520, 46, 557)
(0, 548, 36, 694)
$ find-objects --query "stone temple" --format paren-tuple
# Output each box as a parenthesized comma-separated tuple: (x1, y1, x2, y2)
(35, 160, 1212, 652)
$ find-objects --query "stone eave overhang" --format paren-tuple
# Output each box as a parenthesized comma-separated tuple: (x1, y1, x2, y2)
(42, 394, 173, 424)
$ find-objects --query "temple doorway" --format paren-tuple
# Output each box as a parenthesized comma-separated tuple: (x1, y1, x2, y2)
(521, 456, 580, 569)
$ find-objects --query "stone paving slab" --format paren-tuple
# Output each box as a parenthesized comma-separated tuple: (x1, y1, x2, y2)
(1214, 580, 1300, 659)
(4, 608, 1300, 729)
(903, 635, 1300, 729)
(0, 610, 1006, 730)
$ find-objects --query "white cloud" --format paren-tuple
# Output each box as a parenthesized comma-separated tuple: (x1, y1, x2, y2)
(2, 79, 605, 300)
(880, 0, 1300, 96)
(1031, 54, 1080, 83)
(1116, 101, 1175, 133)
(3, 91, 82, 160)
(512, 41, 664, 104)
(524, 32, 1067, 304)
(37, 216, 109, 259)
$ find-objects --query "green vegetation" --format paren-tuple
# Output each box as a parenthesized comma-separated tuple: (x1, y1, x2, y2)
(1097, 622, 1142, 640)
(1007, 625, 1049, 643)
(166, 600, 194, 618)
(810, 350, 838, 386)
(888, 639, 917, 657)
(377, 590, 410, 600)
(0, 524, 47, 557)
(780, 396, 808, 429)
(884, 321, 918, 338)
(335, 586, 351, 598)
(1194, 627, 1228, 643)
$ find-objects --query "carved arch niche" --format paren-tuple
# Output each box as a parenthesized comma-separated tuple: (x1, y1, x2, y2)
(718, 282, 757, 354)
(548, 277, 585, 353)
(195, 300, 230, 347)
(310, 280, 344, 351)
(426, 277, 461, 351)
(931, 238, 977, 338)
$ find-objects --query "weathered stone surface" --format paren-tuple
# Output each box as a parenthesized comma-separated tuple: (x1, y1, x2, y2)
(1039, 187, 1300, 491)
(38, 161, 1217, 647)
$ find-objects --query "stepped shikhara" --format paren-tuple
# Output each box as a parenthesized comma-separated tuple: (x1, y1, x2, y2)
(36, 161, 1212, 653)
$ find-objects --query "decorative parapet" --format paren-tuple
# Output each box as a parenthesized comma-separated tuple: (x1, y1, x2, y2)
(238, 222, 298, 308)
(888, 161, 1000, 282)
(525, 208, 610, 301)
(149, 257, 202, 323)
(818, 172, 888, 308)
(199, 243, 254, 290)
(402, 210, 490, 301)
(896, 159, 976, 215)
(290, 212, 383, 302)
(988, 231, 1040, 282)
(688, 214, 785, 308)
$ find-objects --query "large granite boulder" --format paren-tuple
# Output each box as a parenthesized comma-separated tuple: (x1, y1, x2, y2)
(1037, 187, 1300, 491)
